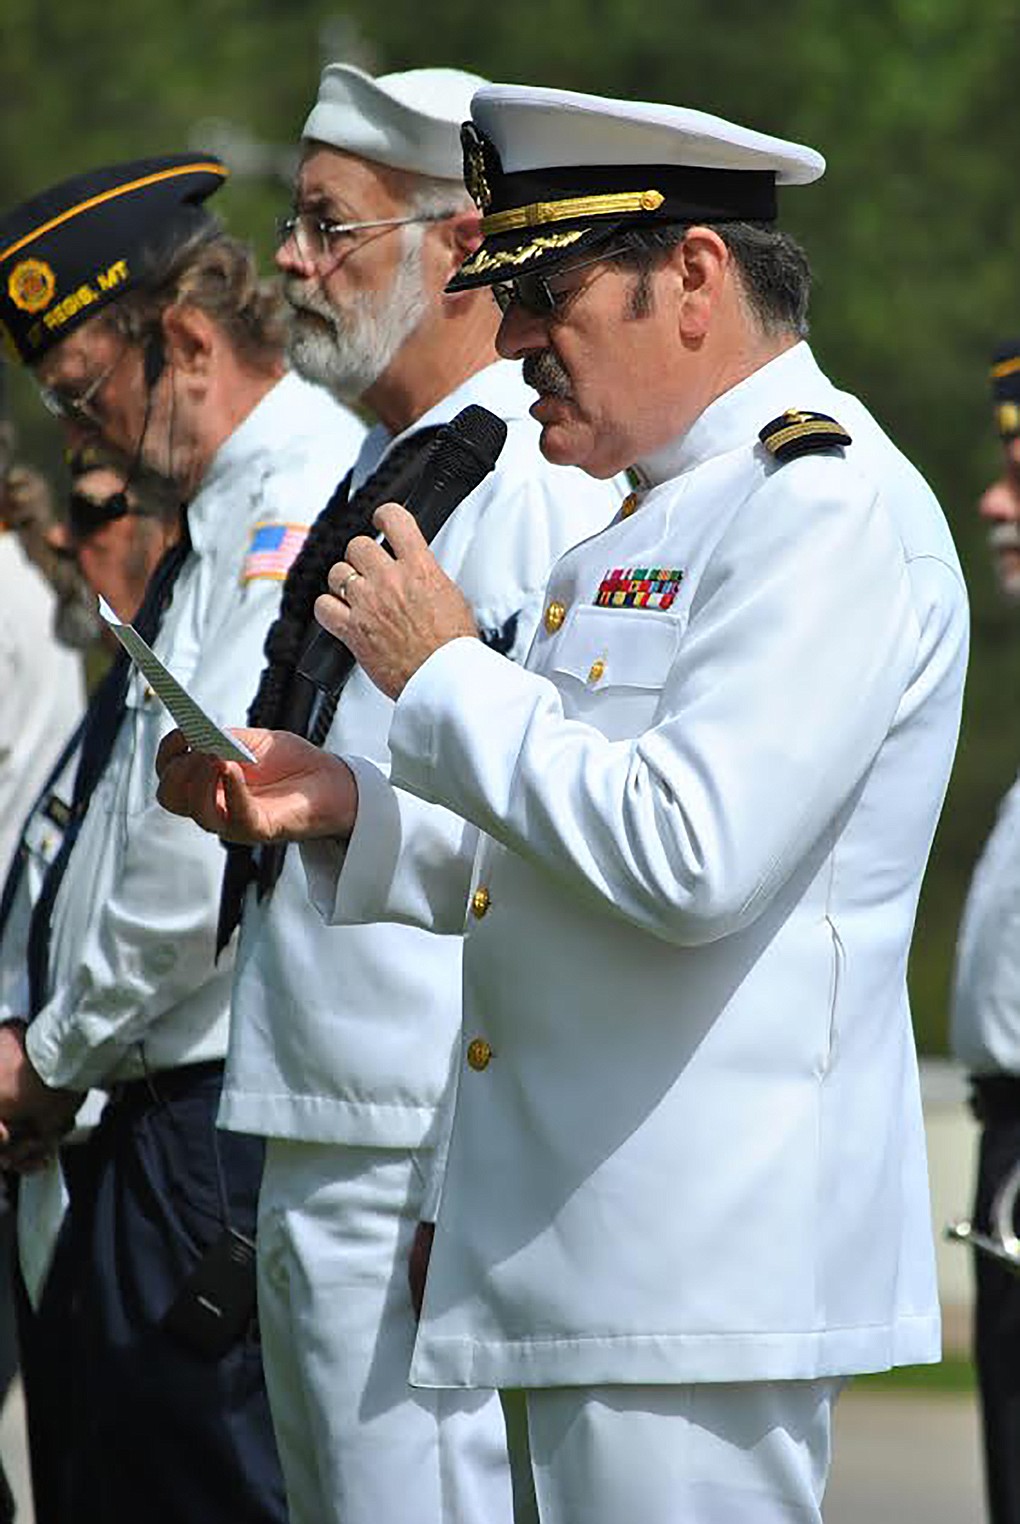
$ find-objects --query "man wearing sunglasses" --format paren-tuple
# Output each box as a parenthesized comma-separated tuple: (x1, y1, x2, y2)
(64, 446, 181, 628)
(160, 81, 969, 1523)
(212, 64, 621, 1524)
(0, 155, 364, 1524)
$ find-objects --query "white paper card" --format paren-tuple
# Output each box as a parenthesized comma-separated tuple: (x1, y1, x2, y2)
(98, 598, 256, 764)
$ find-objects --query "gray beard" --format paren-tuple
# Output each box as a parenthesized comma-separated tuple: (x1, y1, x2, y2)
(285, 236, 431, 403)
(989, 522, 1020, 602)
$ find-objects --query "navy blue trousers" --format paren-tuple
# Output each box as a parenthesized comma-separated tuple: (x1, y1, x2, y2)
(49, 1064, 286, 1524)
(974, 1113, 1020, 1524)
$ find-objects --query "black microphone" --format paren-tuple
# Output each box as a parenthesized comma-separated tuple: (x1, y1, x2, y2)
(298, 404, 508, 698)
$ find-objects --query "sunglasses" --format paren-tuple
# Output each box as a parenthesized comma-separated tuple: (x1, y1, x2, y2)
(490, 246, 627, 319)
(68, 489, 132, 539)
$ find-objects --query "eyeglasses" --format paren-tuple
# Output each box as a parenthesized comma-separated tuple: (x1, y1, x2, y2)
(37, 348, 128, 425)
(491, 247, 627, 319)
(275, 209, 456, 262)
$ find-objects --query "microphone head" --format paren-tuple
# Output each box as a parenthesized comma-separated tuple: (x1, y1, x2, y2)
(448, 403, 508, 469)
(424, 404, 508, 495)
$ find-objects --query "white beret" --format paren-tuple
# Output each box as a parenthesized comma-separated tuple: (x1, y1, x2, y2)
(302, 64, 489, 181)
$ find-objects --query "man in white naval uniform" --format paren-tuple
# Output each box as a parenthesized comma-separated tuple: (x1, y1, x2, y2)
(0, 155, 364, 1524)
(157, 86, 969, 1523)
(950, 338, 1020, 1524)
(216, 65, 621, 1524)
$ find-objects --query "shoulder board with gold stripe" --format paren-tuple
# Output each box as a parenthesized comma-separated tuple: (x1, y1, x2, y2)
(758, 409, 852, 464)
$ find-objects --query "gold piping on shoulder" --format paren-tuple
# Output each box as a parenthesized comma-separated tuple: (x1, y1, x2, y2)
(765, 419, 848, 452)
(480, 189, 664, 236)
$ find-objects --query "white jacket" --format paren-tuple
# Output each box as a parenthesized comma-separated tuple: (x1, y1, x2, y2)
(26, 373, 364, 1090)
(951, 773, 1020, 1074)
(221, 361, 623, 1145)
(305, 342, 968, 1387)
(0, 535, 84, 878)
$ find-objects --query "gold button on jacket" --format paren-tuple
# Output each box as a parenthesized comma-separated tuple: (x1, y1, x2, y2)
(466, 1038, 493, 1071)
(544, 601, 566, 634)
(471, 886, 491, 919)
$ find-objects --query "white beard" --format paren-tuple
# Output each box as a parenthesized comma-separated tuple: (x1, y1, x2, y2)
(989, 522, 1020, 603)
(285, 232, 431, 402)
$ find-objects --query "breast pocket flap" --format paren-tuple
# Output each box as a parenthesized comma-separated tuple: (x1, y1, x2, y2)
(550, 604, 683, 690)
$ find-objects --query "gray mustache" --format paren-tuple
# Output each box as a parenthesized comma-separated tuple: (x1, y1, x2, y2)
(522, 350, 574, 401)
(989, 522, 1020, 552)
(284, 281, 333, 322)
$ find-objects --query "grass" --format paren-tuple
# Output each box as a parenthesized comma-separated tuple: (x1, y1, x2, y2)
(852, 1353, 975, 1395)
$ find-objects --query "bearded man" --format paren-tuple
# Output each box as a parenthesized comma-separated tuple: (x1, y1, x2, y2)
(214, 65, 623, 1524)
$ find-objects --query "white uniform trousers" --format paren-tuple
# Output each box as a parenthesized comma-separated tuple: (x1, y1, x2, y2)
(256, 1140, 514, 1524)
(517, 1378, 841, 1524)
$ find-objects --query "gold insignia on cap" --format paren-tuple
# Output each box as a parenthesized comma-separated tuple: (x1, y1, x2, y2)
(996, 401, 1020, 437)
(464, 135, 492, 215)
(8, 258, 56, 315)
(481, 189, 664, 237)
(460, 228, 587, 278)
(759, 410, 852, 464)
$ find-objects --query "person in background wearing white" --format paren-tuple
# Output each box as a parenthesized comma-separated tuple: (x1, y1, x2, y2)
(950, 339, 1020, 1524)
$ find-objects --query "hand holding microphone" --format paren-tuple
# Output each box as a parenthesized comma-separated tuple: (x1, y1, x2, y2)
(304, 405, 506, 701)
(303, 404, 508, 702)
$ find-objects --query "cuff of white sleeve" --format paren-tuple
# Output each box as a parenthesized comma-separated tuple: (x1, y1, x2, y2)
(389, 637, 496, 804)
(300, 754, 404, 927)
(25, 1000, 79, 1090)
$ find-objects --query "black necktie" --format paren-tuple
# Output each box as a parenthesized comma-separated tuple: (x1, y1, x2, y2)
(26, 519, 192, 1018)
(0, 715, 87, 950)
(216, 426, 444, 952)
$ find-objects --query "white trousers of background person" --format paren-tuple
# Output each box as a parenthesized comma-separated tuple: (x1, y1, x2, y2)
(520, 1378, 842, 1524)
(256, 1140, 514, 1524)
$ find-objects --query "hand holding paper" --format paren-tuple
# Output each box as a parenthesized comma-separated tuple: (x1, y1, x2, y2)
(155, 727, 359, 845)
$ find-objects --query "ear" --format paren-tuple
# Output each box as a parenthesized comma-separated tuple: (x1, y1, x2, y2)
(673, 227, 731, 340)
(450, 206, 483, 257)
(426, 206, 484, 286)
(160, 303, 217, 379)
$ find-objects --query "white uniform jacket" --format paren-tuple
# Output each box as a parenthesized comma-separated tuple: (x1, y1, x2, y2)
(951, 774, 1020, 1074)
(25, 373, 364, 1092)
(0, 534, 84, 877)
(221, 361, 623, 1146)
(304, 342, 969, 1388)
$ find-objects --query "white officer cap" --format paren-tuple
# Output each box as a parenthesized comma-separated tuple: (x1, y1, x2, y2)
(302, 64, 490, 182)
(449, 83, 825, 290)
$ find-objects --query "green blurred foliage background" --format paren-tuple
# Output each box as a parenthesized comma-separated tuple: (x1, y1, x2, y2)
(1, 0, 1018, 1052)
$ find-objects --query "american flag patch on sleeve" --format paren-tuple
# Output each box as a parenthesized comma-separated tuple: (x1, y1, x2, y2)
(241, 522, 308, 583)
